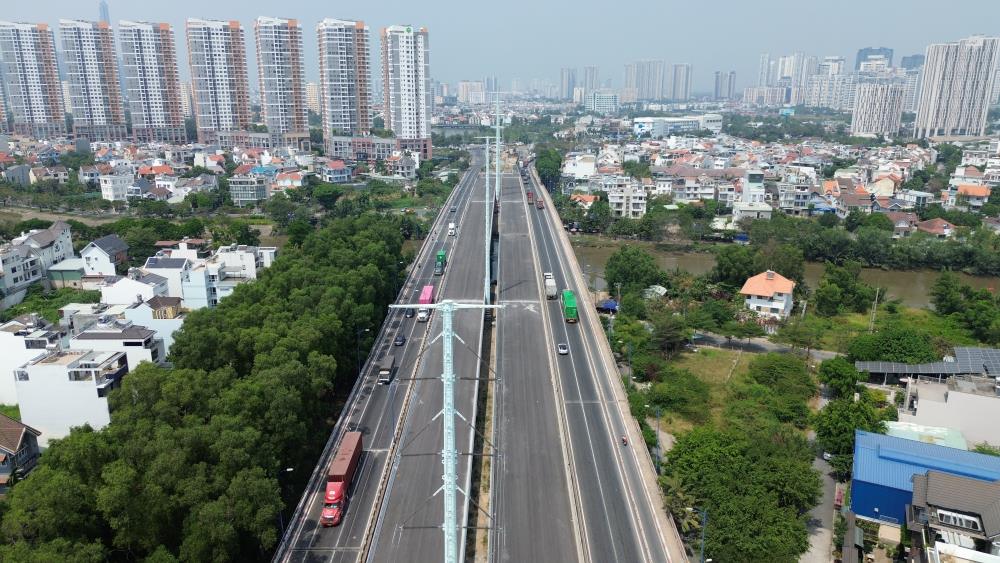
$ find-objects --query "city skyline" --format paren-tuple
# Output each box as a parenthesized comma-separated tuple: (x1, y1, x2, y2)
(3, 0, 999, 92)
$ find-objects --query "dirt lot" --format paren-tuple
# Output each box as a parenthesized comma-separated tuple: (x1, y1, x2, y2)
(0, 206, 121, 226)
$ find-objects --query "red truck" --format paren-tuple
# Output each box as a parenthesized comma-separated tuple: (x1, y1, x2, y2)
(321, 431, 363, 527)
(526, 191, 534, 203)
(535, 198, 544, 209)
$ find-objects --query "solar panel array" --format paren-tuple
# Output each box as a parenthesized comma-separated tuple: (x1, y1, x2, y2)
(855, 347, 1000, 377)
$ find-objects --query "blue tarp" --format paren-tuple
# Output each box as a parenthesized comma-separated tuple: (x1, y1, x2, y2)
(598, 299, 618, 312)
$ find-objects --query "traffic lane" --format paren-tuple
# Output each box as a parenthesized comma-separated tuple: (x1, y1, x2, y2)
(282, 158, 485, 560)
(497, 203, 535, 301)
(527, 186, 655, 562)
(366, 311, 484, 563)
(536, 186, 670, 563)
(304, 168, 482, 553)
(493, 304, 576, 563)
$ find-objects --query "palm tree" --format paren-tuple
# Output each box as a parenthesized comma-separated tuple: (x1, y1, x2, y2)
(659, 475, 702, 535)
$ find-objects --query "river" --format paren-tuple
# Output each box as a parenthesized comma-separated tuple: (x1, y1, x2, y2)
(572, 242, 999, 309)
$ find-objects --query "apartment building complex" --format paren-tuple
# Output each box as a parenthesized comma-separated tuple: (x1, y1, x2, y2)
(915, 36, 1000, 138)
(671, 63, 692, 101)
(59, 19, 127, 141)
(186, 19, 252, 143)
(255, 17, 309, 148)
(317, 18, 372, 151)
(381, 25, 431, 158)
(119, 21, 186, 143)
(852, 83, 905, 135)
(0, 21, 65, 139)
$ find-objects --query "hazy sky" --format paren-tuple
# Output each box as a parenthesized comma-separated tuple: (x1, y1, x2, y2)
(6, 0, 1000, 93)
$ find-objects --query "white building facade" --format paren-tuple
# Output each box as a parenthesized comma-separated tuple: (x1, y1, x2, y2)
(915, 36, 1000, 138)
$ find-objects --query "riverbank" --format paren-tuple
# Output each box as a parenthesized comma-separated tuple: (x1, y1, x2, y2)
(570, 234, 999, 309)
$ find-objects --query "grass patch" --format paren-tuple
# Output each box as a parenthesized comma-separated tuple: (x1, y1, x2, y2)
(0, 405, 19, 421)
(665, 347, 752, 431)
(806, 304, 980, 354)
(1, 286, 100, 323)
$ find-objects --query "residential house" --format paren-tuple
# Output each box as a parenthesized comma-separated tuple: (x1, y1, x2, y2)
(99, 173, 132, 202)
(607, 185, 647, 218)
(99, 270, 169, 305)
(885, 211, 920, 238)
(122, 296, 184, 353)
(47, 258, 85, 288)
(948, 184, 991, 213)
(28, 166, 69, 185)
(69, 320, 165, 371)
(81, 235, 128, 276)
(319, 160, 352, 184)
(739, 270, 795, 320)
(733, 201, 773, 222)
(142, 255, 191, 298)
(386, 152, 417, 180)
(570, 194, 598, 210)
(15, 350, 129, 446)
(229, 174, 269, 208)
(897, 189, 935, 210)
(0, 414, 41, 490)
(851, 430, 1000, 526)
(0, 316, 62, 404)
(916, 218, 956, 239)
(11, 222, 73, 270)
(3, 165, 31, 186)
(180, 244, 277, 309)
(907, 471, 1000, 561)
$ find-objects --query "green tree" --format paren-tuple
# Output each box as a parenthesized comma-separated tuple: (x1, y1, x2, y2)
(814, 397, 887, 455)
(604, 245, 666, 293)
(931, 271, 964, 315)
(814, 282, 843, 317)
(847, 326, 937, 363)
(818, 357, 865, 399)
(651, 314, 689, 357)
(753, 243, 805, 287)
(711, 245, 756, 288)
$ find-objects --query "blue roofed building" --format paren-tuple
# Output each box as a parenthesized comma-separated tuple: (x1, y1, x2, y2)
(851, 430, 1000, 525)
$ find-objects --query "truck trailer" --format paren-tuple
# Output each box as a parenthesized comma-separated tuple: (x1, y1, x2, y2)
(321, 431, 363, 526)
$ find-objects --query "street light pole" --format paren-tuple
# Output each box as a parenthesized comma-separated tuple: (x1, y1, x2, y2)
(355, 327, 370, 377)
(699, 508, 709, 563)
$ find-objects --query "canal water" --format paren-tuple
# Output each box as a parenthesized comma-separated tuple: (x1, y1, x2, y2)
(572, 243, 999, 309)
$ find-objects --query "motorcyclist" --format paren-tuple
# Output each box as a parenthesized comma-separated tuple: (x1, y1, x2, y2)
(621, 434, 628, 446)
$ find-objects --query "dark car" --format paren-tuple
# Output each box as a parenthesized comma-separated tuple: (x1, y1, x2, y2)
(393, 335, 406, 346)
(450, 206, 457, 212)
(404, 308, 415, 318)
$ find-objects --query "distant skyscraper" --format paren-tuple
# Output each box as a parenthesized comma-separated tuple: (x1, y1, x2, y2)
(60, 19, 127, 141)
(255, 17, 309, 141)
(317, 18, 371, 142)
(382, 24, 431, 156)
(636, 60, 664, 100)
(0, 96, 7, 133)
(61, 80, 73, 115)
(671, 63, 692, 100)
(186, 18, 252, 143)
(98, 1, 110, 25)
(852, 83, 904, 135)
(915, 36, 1000, 138)
(457, 81, 485, 104)
(510, 78, 521, 94)
(757, 53, 771, 86)
(856, 47, 894, 70)
(900, 54, 925, 70)
(119, 21, 186, 143)
(560, 67, 577, 100)
(0, 21, 66, 139)
(583, 66, 600, 95)
(713, 70, 735, 100)
(817, 56, 846, 77)
(179, 81, 193, 118)
(483, 75, 498, 103)
(305, 82, 320, 114)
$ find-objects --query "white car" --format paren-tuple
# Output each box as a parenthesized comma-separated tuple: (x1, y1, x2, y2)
(822, 452, 833, 461)
(557, 343, 569, 355)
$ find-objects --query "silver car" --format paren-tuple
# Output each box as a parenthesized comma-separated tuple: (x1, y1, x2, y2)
(557, 343, 569, 355)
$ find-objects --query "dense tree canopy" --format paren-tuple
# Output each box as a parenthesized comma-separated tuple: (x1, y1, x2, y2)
(0, 214, 407, 562)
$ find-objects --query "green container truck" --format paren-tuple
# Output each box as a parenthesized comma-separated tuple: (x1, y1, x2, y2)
(561, 289, 578, 323)
(433, 250, 447, 276)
